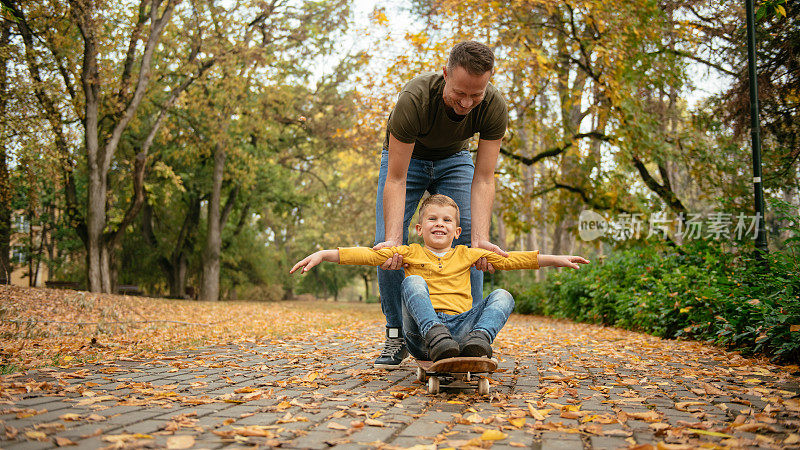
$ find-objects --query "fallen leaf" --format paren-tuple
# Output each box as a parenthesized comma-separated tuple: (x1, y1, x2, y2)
(509, 418, 526, 428)
(59, 413, 82, 421)
(303, 371, 319, 382)
(25, 431, 48, 441)
(166, 435, 195, 449)
(328, 422, 348, 430)
(365, 418, 384, 427)
(102, 433, 153, 443)
(54, 436, 76, 446)
(675, 401, 705, 411)
(687, 428, 732, 438)
(627, 411, 661, 422)
(480, 430, 507, 441)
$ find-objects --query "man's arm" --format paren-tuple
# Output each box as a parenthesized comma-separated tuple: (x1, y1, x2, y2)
(471, 138, 509, 271)
(374, 133, 415, 270)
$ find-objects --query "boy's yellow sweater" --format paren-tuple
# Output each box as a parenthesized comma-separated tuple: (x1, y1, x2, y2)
(338, 243, 539, 315)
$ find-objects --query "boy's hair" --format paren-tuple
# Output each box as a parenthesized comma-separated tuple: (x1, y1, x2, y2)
(447, 41, 495, 76)
(418, 194, 460, 226)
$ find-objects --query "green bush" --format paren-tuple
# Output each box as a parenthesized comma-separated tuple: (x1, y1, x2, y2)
(512, 200, 800, 363)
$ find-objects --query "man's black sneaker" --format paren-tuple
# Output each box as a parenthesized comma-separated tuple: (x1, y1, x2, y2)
(424, 324, 460, 361)
(374, 329, 408, 369)
(460, 329, 493, 358)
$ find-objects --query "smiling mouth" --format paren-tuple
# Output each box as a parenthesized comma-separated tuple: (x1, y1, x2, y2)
(433, 231, 446, 236)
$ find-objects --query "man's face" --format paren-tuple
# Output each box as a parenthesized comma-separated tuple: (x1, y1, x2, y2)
(442, 65, 492, 116)
(415, 204, 461, 251)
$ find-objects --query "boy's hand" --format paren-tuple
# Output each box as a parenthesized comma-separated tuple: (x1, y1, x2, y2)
(539, 255, 590, 270)
(290, 250, 331, 274)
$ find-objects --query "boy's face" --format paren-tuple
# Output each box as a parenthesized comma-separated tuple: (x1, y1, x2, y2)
(415, 204, 461, 252)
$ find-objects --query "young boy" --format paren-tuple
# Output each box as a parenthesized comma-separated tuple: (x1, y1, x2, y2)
(290, 194, 589, 362)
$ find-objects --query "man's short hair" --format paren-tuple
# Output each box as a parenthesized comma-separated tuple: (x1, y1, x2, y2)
(418, 194, 460, 226)
(447, 41, 495, 76)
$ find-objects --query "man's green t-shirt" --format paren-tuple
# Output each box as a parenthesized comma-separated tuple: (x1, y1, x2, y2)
(383, 72, 508, 161)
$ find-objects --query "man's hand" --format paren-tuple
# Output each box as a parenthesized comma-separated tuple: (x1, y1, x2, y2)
(373, 240, 408, 270)
(472, 240, 509, 273)
(538, 255, 590, 270)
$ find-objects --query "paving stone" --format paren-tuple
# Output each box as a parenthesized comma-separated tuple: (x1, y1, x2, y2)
(398, 417, 450, 436)
(116, 419, 165, 435)
(589, 435, 629, 449)
(290, 430, 344, 449)
(2, 438, 55, 450)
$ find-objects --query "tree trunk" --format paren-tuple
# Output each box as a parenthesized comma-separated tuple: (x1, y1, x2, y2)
(72, 0, 177, 293)
(201, 144, 226, 301)
(0, 20, 9, 284)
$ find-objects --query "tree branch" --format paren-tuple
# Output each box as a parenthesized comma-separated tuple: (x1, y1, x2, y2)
(631, 155, 687, 215)
(499, 132, 611, 165)
(553, 182, 634, 214)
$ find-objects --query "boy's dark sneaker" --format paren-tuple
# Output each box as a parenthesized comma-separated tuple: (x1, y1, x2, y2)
(374, 329, 408, 370)
(424, 324, 460, 361)
(460, 329, 493, 358)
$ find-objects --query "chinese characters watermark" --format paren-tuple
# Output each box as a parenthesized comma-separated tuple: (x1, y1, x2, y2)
(578, 210, 763, 241)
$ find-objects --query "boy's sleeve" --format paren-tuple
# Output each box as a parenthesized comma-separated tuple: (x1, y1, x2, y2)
(338, 246, 408, 266)
(470, 249, 539, 270)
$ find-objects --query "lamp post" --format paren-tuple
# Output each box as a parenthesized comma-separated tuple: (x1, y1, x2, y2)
(744, 0, 769, 258)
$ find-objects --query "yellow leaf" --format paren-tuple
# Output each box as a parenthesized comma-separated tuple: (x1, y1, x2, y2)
(481, 430, 508, 441)
(777, 5, 786, 16)
(784, 434, 800, 444)
(509, 418, 526, 428)
(166, 435, 195, 449)
(687, 429, 733, 438)
(102, 433, 153, 443)
(327, 422, 348, 430)
(790, 325, 800, 332)
(303, 372, 318, 382)
(25, 431, 47, 440)
(365, 418, 385, 427)
(466, 413, 484, 423)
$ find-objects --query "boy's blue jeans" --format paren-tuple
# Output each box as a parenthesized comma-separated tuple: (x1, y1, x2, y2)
(400, 275, 514, 360)
(375, 149, 484, 331)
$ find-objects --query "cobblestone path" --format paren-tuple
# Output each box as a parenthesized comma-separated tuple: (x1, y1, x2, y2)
(2, 313, 799, 449)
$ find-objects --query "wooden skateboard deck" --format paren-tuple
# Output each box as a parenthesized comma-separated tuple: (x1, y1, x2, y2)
(415, 357, 497, 394)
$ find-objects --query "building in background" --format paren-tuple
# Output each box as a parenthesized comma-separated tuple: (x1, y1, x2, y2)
(6, 211, 49, 287)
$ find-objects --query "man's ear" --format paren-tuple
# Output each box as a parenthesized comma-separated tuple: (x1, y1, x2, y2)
(415, 223, 423, 236)
(454, 226, 462, 239)
(442, 65, 448, 79)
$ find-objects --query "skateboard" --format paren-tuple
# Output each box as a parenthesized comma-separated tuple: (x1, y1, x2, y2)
(415, 356, 498, 394)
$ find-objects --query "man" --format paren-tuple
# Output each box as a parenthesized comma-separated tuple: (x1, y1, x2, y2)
(373, 41, 509, 369)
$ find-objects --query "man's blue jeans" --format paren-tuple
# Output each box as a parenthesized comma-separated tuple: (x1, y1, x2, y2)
(400, 275, 514, 360)
(375, 149, 484, 331)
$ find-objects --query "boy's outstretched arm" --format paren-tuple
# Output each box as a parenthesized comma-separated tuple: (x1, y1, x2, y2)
(537, 254, 590, 270)
(290, 249, 340, 274)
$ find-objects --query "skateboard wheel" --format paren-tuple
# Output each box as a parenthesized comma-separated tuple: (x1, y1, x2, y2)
(465, 372, 471, 382)
(416, 367, 427, 382)
(478, 377, 490, 395)
(428, 376, 440, 394)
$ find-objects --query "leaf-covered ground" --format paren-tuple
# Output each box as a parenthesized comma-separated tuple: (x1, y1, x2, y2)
(1, 285, 799, 449)
(0, 285, 380, 372)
